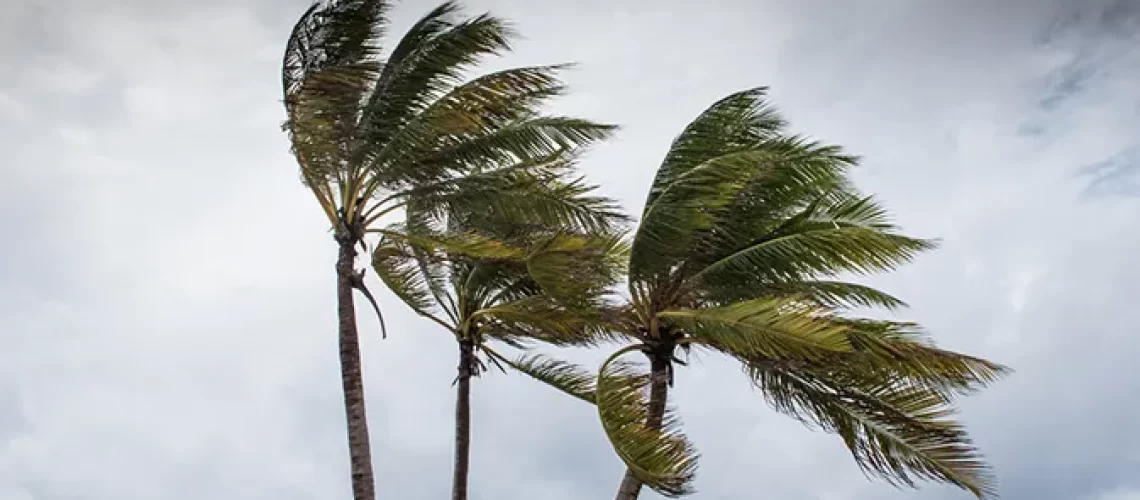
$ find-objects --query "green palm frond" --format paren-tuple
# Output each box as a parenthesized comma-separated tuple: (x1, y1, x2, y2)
(456, 116, 618, 164)
(456, 259, 533, 311)
(371, 229, 458, 325)
(283, 0, 388, 208)
(380, 224, 529, 261)
(706, 279, 909, 311)
(363, 2, 514, 145)
(476, 296, 612, 347)
(484, 349, 597, 403)
(811, 191, 899, 229)
(601, 302, 646, 340)
(701, 166, 859, 251)
(363, 1, 456, 117)
(526, 231, 629, 309)
(660, 298, 853, 361)
(285, 65, 379, 217)
(413, 115, 617, 175)
(692, 225, 935, 286)
(395, 150, 625, 236)
(364, 65, 615, 187)
(371, 0, 456, 85)
(836, 319, 1011, 398)
(690, 192, 937, 287)
(597, 350, 699, 497)
(629, 149, 770, 287)
(282, 0, 388, 99)
(465, 174, 625, 234)
(372, 234, 436, 314)
(464, 230, 631, 347)
(382, 147, 576, 224)
(752, 362, 997, 498)
(643, 87, 785, 208)
(629, 136, 858, 291)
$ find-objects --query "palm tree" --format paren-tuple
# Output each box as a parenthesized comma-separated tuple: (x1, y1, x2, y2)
(280, 1, 615, 499)
(532, 88, 1010, 500)
(372, 162, 629, 500)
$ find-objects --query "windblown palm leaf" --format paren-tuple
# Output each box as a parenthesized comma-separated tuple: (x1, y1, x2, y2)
(752, 361, 996, 498)
(597, 350, 699, 498)
(488, 351, 597, 403)
(578, 88, 1009, 500)
(659, 297, 853, 359)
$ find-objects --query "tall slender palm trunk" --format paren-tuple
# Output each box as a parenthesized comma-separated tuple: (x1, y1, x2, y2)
(336, 241, 377, 500)
(452, 339, 476, 500)
(614, 355, 671, 500)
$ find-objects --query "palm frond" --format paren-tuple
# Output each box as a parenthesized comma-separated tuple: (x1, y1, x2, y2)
(706, 279, 909, 311)
(660, 298, 853, 361)
(363, 3, 514, 146)
(601, 302, 647, 340)
(476, 296, 613, 347)
(404, 152, 627, 236)
(812, 191, 900, 229)
(285, 63, 381, 189)
(282, 0, 390, 221)
(371, 229, 457, 325)
(596, 351, 699, 497)
(691, 223, 936, 287)
(282, 0, 389, 100)
(752, 362, 998, 498)
(375, 146, 572, 223)
(484, 349, 597, 403)
(836, 319, 1011, 398)
(526, 231, 629, 309)
(450, 229, 631, 348)
(380, 225, 529, 261)
(644, 87, 785, 208)
(628, 149, 771, 288)
(368, 0, 458, 98)
(364, 65, 614, 185)
(438, 115, 616, 168)
(629, 136, 856, 290)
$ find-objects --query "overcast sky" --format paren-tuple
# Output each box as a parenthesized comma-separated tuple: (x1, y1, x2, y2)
(2, 0, 1139, 499)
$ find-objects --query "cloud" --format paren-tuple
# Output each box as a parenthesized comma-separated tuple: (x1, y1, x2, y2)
(1, 0, 1138, 499)
(1094, 490, 1140, 500)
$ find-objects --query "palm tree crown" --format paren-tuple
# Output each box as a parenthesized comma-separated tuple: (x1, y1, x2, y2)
(536, 88, 1009, 500)
(283, 0, 617, 256)
(373, 173, 629, 500)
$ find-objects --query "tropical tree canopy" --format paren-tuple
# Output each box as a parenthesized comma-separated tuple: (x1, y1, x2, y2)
(371, 164, 631, 362)
(547, 88, 1011, 499)
(282, 0, 618, 257)
(370, 157, 630, 500)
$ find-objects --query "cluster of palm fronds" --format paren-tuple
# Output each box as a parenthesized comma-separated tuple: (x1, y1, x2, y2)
(280, 2, 1010, 500)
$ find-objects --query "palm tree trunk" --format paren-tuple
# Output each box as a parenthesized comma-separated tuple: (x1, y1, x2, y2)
(452, 339, 476, 500)
(613, 355, 671, 500)
(336, 241, 376, 500)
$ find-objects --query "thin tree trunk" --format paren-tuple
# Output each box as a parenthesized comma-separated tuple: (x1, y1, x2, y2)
(452, 339, 476, 500)
(336, 241, 376, 500)
(614, 355, 671, 500)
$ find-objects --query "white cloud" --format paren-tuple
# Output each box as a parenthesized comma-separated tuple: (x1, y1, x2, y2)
(1091, 489, 1140, 500)
(0, 91, 25, 120)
